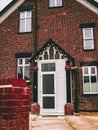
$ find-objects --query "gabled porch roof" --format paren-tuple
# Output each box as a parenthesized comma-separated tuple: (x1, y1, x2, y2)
(30, 39, 75, 65)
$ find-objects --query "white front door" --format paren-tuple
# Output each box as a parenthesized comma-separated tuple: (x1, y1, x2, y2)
(38, 60, 66, 115)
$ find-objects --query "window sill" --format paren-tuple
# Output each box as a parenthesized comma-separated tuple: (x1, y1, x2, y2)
(83, 48, 95, 51)
(26, 81, 31, 85)
(83, 93, 98, 96)
(48, 6, 63, 9)
(18, 31, 32, 34)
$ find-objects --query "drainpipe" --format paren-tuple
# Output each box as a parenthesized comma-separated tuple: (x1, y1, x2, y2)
(33, 0, 38, 54)
(32, 0, 38, 103)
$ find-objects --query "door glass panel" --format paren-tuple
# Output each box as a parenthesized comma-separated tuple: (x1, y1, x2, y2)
(43, 74, 54, 94)
(43, 97, 54, 109)
(41, 63, 55, 72)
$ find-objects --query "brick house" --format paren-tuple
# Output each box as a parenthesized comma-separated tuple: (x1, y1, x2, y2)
(0, 0, 98, 115)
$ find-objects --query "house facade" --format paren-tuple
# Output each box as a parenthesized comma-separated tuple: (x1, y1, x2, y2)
(0, 0, 98, 115)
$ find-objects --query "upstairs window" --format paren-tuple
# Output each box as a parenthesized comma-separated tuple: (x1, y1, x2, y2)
(82, 66, 97, 94)
(19, 11, 32, 33)
(49, 0, 62, 7)
(83, 28, 94, 50)
(17, 58, 30, 82)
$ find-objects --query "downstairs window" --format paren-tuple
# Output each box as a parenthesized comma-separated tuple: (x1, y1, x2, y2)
(17, 58, 30, 82)
(82, 66, 98, 94)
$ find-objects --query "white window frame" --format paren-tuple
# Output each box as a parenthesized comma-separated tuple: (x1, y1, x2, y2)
(82, 66, 98, 94)
(94, 0, 98, 3)
(17, 58, 30, 82)
(83, 28, 94, 50)
(19, 11, 32, 33)
(49, 0, 62, 7)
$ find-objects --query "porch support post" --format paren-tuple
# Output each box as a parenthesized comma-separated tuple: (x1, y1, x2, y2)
(66, 70, 71, 103)
(33, 71, 38, 102)
(74, 68, 79, 113)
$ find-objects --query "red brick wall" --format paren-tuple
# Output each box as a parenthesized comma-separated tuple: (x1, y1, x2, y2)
(0, 79, 30, 130)
(0, 0, 98, 111)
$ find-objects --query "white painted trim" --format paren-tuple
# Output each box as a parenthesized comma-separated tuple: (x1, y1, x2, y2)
(0, 0, 25, 24)
(0, 85, 12, 88)
(76, 0, 98, 14)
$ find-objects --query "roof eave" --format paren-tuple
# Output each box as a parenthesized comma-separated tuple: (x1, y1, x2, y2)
(0, 0, 25, 24)
(76, 0, 98, 14)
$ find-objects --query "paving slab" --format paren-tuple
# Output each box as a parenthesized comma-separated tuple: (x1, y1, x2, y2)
(29, 113, 98, 130)
(29, 114, 73, 130)
(65, 115, 98, 130)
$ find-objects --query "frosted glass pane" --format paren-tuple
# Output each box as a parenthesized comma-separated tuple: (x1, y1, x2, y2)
(83, 83, 90, 92)
(91, 83, 97, 92)
(26, 19, 31, 32)
(20, 12, 25, 18)
(49, 0, 55, 7)
(84, 40, 94, 50)
(85, 29, 92, 38)
(20, 19, 25, 32)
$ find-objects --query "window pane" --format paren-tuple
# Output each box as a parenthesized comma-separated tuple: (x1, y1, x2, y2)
(20, 19, 25, 32)
(25, 58, 29, 64)
(20, 12, 25, 18)
(84, 29, 92, 38)
(91, 67, 95, 74)
(41, 63, 55, 72)
(91, 76, 96, 83)
(83, 76, 90, 92)
(43, 97, 54, 109)
(84, 76, 89, 83)
(84, 67, 88, 74)
(49, 0, 55, 7)
(43, 74, 54, 94)
(18, 66, 23, 78)
(19, 59, 23, 65)
(91, 75, 97, 92)
(24, 66, 30, 80)
(26, 19, 31, 32)
(26, 11, 31, 18)
(56, 0, 62, 6)
(84, 40, 94, 50)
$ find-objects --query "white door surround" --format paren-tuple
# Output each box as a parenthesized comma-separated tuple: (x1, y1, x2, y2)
(38, 59, 67, 115)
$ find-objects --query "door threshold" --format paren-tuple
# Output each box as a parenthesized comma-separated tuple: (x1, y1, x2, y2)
(42, 115, 58, 117)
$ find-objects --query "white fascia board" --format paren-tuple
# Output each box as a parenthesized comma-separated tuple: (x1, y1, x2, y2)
(0, 0, 25, 24)
(76, 0, 98, 14)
